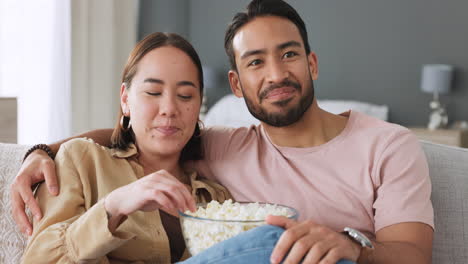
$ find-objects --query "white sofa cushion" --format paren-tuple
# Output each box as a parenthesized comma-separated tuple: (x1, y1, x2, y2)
(0, 143, 29, 264)
(422, 141, 468, 263)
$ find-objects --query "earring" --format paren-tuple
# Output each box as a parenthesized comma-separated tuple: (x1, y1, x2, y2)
(120, 114, 132, 131)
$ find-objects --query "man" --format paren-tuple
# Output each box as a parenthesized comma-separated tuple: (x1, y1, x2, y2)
(11, 0, 433, 263)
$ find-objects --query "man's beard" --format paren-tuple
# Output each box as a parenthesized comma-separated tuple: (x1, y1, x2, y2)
(241, 76, 315, 127)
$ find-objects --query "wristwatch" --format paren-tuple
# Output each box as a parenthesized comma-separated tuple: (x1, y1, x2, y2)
(342, 227, 374, 250)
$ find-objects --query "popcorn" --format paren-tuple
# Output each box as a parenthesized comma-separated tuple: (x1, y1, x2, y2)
(180, 199, 295, 255)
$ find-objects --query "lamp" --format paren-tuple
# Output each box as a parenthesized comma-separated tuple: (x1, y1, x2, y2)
(420, 64, 453, 130)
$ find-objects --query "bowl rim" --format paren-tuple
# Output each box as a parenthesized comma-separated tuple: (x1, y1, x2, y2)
(178, 201, 299, 223)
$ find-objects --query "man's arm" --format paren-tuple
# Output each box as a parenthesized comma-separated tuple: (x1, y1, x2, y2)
(362, 222, 433, 264)
(267, 216, 433, 264)
(47, 129, 114, 154)
(10, 129, 113, 235)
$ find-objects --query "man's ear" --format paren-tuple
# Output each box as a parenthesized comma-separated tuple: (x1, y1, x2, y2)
(120, 83, 129, 114)
(307, 52, 319, 80)
(228, 70, 244, 98)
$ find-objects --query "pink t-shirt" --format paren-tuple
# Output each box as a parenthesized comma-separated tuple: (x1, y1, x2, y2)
(193, 111, 434, 236)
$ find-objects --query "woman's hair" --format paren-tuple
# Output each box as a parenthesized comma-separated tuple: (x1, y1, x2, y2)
(111, 32, 204, 162)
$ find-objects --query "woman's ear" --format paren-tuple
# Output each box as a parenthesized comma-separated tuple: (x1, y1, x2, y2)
(120, 83, 129, 114)
(228, 70, 244, 98)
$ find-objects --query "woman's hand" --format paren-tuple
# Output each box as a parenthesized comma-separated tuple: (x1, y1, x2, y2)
(104, 170, 196, 232)
(10, 150, 58, 235)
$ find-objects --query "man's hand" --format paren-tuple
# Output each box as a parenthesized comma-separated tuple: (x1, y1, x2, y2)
(10, 150, 58, 236)
(267, 215, 361, 264)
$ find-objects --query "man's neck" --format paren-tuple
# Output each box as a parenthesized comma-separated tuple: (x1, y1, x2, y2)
(262, 100, 349, 148)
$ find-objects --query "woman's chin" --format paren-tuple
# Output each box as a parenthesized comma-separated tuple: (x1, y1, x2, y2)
(149, 144, 185, 157)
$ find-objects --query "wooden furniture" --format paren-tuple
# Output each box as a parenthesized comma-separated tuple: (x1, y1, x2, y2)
(0, 97, 17, 143)
(409, 127, 468, 148)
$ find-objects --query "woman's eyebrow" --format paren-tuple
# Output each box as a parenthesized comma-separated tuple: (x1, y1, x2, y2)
(144, 78, 164, 84)
(143, 78, 196, 88)
(177, 81, 196, 88)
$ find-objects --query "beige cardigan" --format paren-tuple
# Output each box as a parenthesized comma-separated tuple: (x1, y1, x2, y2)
(22, 138, 231, 264)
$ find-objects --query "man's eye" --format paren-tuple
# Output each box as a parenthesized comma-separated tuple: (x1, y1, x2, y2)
(283, 51, 298, 59)
(146, 92, 161, 96)
(248, 59, 262, 67)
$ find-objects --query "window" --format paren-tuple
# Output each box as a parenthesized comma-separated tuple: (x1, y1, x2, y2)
(0, 0, 71, 144)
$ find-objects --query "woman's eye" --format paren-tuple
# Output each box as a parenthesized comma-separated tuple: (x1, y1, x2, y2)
(178, 95, 192, 100)
(283, 51, 298, 59)
(146, 92, 161, 96)
(248, 59, 262, 67)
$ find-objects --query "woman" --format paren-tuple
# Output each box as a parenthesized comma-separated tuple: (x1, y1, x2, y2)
(21, 32, 230, 263)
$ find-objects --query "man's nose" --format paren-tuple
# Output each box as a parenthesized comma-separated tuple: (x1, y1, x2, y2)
(266, 60, 289, 84)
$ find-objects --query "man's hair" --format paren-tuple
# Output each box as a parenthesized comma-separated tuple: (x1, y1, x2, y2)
(111, 32, 204, 163)
(224, 0, 311, 71)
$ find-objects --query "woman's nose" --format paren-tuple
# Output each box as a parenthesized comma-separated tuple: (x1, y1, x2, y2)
(159, 95, 178, 117)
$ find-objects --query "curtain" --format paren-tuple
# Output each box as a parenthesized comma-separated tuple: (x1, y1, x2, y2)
(0, 0, 71, 144)
(0, 0, 138, 143)
(71, 0, 138, 135)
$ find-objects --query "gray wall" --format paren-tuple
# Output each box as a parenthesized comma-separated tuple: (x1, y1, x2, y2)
(139, 0, 468, 126)
(138, 0, 189, 39)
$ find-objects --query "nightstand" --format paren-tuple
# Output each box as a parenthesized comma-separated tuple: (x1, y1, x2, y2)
(409, 127, 468, 148)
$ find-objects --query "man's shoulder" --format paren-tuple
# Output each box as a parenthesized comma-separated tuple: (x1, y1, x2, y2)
(344, 112, 420, 157)
(201, 125, 263, 160)
(352, 112, 412, 140)
(202, 125, 262, 144)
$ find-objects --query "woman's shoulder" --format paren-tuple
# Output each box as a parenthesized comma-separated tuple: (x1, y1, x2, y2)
(58, 138, 112, 160)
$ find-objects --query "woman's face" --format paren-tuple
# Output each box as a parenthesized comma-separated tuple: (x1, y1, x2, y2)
(121, 46, 201, 159)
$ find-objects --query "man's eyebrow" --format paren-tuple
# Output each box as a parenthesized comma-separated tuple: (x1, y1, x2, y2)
(239, 41, 302, 60)
(144, 78, 164, 84)
(240, 49, 266, 60)
(277, 41, 302, 50)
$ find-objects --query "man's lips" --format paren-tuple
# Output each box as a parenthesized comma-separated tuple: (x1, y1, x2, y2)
(264, 87, 297, 100)
(155, 126, 180, 135)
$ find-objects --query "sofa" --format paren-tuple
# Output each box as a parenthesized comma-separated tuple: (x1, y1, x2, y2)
(0, 141, 467, 263)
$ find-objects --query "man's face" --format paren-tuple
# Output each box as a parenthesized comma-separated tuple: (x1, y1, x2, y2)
(229, 16, 318, 127)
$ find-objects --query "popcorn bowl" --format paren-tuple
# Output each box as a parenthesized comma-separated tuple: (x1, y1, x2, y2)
(179, 200, 299, 256)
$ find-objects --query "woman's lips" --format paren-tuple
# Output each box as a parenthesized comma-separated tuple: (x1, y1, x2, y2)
(155, 126, 179, 136)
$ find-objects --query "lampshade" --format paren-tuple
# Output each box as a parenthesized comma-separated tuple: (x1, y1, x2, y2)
(420, 64, 453, 94)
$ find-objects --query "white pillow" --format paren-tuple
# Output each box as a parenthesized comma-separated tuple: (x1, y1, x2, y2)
(317, 100, 388, 121)
(204, 94, 389, 128)
(204, 95, 259, 127)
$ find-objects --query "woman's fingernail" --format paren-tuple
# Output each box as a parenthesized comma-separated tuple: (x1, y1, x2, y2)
(26, 228, 32, 235)
(50, 186, 58, 195)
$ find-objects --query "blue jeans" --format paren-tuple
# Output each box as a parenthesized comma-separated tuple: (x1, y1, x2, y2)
(179, 225, 356, 264)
